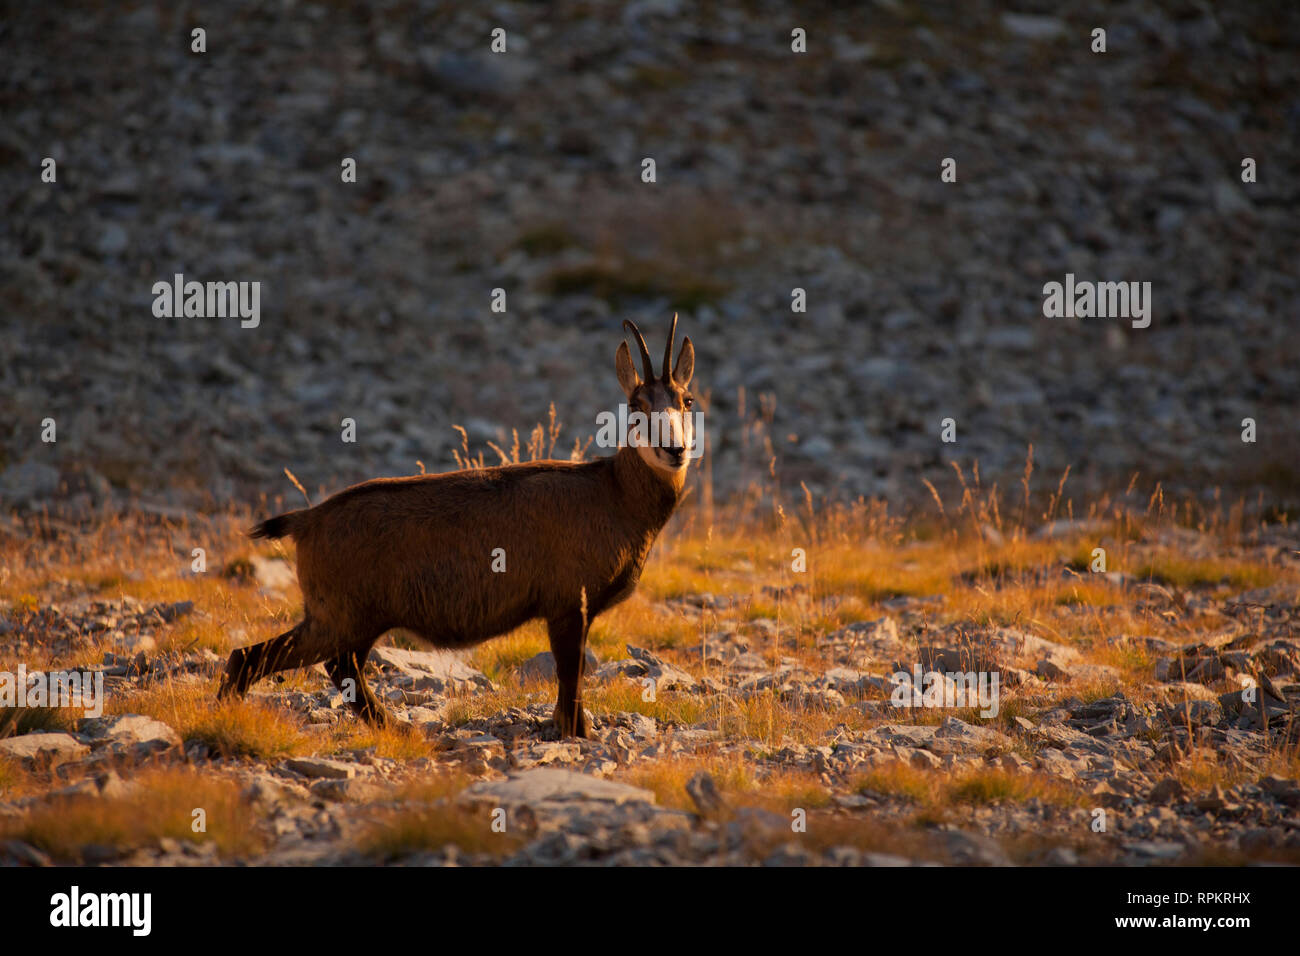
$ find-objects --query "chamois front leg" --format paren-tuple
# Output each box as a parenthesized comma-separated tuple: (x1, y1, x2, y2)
(547, 610, 591, 739)
(219, 619, 325, 698)
(324, 648, 397, 730)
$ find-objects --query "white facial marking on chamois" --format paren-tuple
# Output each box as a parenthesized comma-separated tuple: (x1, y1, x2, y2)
(618, 313, 695, 477)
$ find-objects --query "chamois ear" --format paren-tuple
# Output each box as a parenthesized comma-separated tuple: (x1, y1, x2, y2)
(615, 341, 641, 397)
(672, 336, 694, 387)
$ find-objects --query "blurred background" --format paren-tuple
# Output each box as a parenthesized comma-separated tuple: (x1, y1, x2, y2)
(2, 0, 1298, 519)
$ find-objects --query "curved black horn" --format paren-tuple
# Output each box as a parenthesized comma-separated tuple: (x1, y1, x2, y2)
(622, 320, 654, 382)
(661, 312, 678, 381)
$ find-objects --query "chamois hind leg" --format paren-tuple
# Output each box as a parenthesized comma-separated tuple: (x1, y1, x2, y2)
(324, 645, 399, 729)
(217, 619, 335, 700)
(547, 610, 591, 739)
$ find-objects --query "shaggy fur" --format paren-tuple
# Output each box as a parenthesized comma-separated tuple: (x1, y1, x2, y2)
(218, 317, 695, 738)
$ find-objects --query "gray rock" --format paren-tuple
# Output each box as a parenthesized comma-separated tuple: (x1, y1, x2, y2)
(516, 648, 599, 683)
(241, 775, 307, 806)
(620, 645, 698, 691)
(153, 601, 194, 622)
(422, 51, 537, 99)
(1001, 13, 1066, 40)
(80, 714, 181, 755)
(1162, 681, 1221, 703)
(95, 222, 129, 256)
(1162, 699, 1222, 728)
(1042, 846, 1081, 865)
(285, 757, 356, 779)
(821, 667, 878, 695)
(370, 645, 493, 693)
(513, 740, 582, 769)
(942, 829, 1013, 865)
(92, 771, 133, 799)
(990, 629, 1080, 665)
(763, 842, 814, 866)
(113, 633, 157, 654)
(1147, 777, 1186, 805)
(934, 715, 1012, 751)
(1036, 658, 1070, 681)
(826, 617, 903, 658)
(463, 768, 655, 808)
(310, 777, 380, 801)
(0, 732, 90, 769)
(862, 851, 919, 867)
(250, 555, 296, 595)
(1124, 840, 1186, 862)
(0, 839, 52, 866)
(619, 712, 658, 740)
(685, 770, 724, 814)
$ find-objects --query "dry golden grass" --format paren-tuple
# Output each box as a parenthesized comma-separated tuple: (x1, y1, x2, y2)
(355, 771, 521, 860)
(110, 681, 311, 759)
(465, 621, 548, 679)
(1, 440, 1298, 865)
(318, 721, 432, 762)
(586, 680, 710, 726)
(0, 767, 265, 861)
(357, 803, 523, 860)
(598, 600, 700, 650)
(1166, 741, 1300, 793)
(0, 639, 92, 677)
(617, 753, 832, 815)
(440, 685, 540, 726)
(442, 675, 873, 747)
(1131, 555, 1281, 591)
(1257, 743, 1300, 781)
(0, 703, 73, 737)
(384, 770, 478, 803)
(618, 754, 756, 811)
(712, 812, 915, 861)
(698, 690, 868, 746)
(853, 761, 936, 804)
(0, 754, 27, 797)
(942, 767, 1079, 806)
(854, 762, 1084, 810)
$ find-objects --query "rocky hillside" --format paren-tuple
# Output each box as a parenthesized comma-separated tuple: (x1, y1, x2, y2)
(3, 1, 1299, 515)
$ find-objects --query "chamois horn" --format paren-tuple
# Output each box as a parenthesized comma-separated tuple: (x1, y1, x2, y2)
(662, 312, 678, 382)
(622, 319, 654, 383)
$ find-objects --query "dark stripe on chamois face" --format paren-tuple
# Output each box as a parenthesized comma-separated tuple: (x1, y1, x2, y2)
(633, 380, 690, 411)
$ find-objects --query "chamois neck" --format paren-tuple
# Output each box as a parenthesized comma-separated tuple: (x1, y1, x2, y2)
(613, 446, 682, 528)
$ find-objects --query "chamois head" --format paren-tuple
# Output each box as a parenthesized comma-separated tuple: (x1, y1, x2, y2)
(615, 314, 696, 475)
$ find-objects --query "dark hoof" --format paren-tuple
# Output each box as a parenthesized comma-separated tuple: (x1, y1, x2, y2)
(552, 704, 593, 740)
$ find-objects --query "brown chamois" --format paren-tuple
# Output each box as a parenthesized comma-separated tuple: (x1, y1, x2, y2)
(218, 315, 696, 738)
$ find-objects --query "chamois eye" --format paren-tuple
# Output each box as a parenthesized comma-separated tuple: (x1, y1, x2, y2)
(683, 396, 693, 409)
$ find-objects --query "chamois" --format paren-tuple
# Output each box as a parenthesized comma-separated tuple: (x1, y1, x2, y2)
(218, 315, 696, 738)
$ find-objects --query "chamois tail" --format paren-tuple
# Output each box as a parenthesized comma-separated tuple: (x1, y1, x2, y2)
(249, 510, 305, 540)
